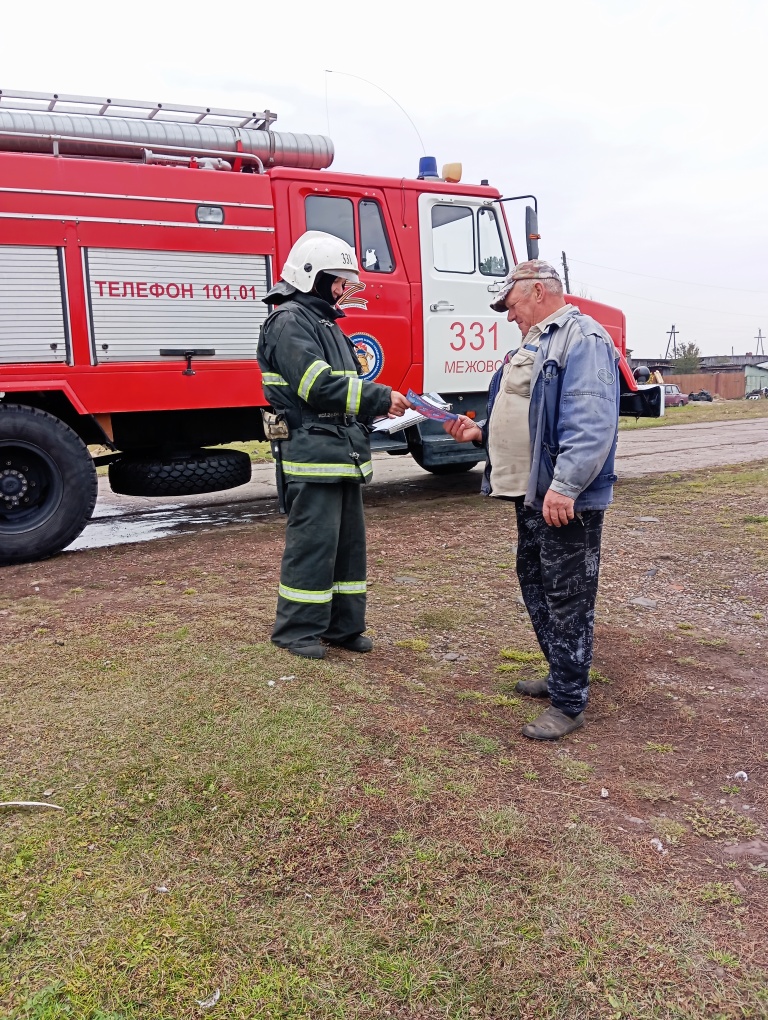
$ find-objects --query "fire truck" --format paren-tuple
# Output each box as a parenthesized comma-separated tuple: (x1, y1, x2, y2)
(0, 89, 660, 565)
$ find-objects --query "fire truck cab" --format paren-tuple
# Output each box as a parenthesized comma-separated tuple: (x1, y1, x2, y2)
(0, 90, 660, 565)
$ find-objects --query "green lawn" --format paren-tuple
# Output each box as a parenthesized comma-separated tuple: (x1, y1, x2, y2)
(2, 463, 767, 1019)
(620, 398, 768, 430)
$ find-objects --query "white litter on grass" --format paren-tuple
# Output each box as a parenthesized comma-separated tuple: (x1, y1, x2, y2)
(279, 675, 296, 682)
(155, 885, 170, 893)
(735, 771, 748, 782)
(650, 838, 668, 855)
(196, 988, 221, 1010)
(600, 788, 609, 799)
(267, 680, 276, 687)
(0, 801, 64, 811)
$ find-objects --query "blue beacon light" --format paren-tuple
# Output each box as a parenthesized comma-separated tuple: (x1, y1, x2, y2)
(417, 156, 439, 179)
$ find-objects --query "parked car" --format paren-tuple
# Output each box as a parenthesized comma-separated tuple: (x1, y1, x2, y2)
(688, 389, 714, 402)
(664, 384, 689, 407)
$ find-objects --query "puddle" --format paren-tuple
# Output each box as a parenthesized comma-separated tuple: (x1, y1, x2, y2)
(63, 463, 481, 554)
(66, 499, 278, 553)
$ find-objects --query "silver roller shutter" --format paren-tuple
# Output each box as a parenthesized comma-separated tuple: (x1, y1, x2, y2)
(0, 246, 69, 364)
(85, 248, 269, 363)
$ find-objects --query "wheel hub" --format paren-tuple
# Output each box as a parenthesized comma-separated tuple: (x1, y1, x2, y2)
(0, 467, 30, 506)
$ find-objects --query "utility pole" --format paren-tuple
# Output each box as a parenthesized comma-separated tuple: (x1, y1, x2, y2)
(755, 329, 765, 357)
(561, 251, 571, 295)
(665, 324, 679, 360)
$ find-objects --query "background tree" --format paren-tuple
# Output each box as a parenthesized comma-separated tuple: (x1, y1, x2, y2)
(672, 341, 701, 374)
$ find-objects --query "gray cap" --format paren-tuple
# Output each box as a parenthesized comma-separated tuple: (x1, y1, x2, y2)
(490, 259, 562, 312)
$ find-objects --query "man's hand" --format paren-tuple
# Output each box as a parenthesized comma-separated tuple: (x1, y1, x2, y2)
(542, 488, 575, 527)
(443, 414, 483, 444)
(387, 391, 411, 417)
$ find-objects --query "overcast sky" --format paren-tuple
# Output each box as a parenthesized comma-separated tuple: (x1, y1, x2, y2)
(3, 0, 766, 358)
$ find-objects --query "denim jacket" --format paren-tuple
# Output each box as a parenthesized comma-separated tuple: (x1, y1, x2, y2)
(480, 305, 619, 511)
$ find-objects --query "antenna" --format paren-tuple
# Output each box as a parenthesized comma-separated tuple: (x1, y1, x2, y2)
(755, 329, 765, 357)
(325, 70, 426, 155)
(665, 324, 679, 360)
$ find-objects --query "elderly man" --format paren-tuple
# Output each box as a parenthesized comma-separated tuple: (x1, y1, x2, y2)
(445, 260, 619, 740)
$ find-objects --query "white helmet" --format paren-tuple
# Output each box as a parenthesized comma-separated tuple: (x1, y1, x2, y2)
(280, 231, 360, 293)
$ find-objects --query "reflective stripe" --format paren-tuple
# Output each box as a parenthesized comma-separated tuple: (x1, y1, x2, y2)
(333, 580, 367, 595)
(262, 371, 288, 386)
(331, 369, 358, 376)
(283, 460, 373, 479)
(346, 377, 362, 415)
(278, 583, 333, 604)
(298, 359, 331, 401)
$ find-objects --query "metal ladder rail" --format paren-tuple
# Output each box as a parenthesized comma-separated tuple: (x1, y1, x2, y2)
(0, 89, 277, 131)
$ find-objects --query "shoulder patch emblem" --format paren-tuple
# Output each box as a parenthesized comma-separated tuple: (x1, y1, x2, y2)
(597, 369, 615, 385)
(351, 332, 384, 380)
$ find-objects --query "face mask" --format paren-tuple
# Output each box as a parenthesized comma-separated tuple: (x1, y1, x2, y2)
(311, 271, 338, 306)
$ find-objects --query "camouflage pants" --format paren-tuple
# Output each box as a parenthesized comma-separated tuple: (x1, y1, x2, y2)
(515, 504, 604, 717)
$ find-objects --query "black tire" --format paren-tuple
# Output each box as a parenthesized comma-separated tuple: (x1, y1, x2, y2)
(109, 448, 252, 497)
(0, 404, 98, 566)
(419, 461, 476, 475)
(410, 445, 478, 475)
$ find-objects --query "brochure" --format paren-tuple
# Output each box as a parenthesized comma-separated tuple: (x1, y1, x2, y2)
(371, 392, 458, 434)
(406, 390, 459, 423)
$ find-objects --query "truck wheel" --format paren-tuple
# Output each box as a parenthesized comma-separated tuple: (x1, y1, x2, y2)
(0, 404, 98, 565)
(109, 449, 252, 497)
(410, 443, 479, 476)
(419, 461, 476, 475)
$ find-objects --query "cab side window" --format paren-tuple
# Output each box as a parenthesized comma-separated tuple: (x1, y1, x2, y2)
(359, 200, 394, 273)
(431, 205, 475, 274)
(305, 196, 356, 249)
(478, 207, 508, 277)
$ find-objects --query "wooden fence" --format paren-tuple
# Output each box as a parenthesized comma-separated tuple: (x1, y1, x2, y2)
(662, 373, 746, 400)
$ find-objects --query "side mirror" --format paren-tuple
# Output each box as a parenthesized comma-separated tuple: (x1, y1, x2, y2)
(525, 206, 540, 260)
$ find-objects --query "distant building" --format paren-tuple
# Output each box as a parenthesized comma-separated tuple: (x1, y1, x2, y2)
(627, 354, 768, 399)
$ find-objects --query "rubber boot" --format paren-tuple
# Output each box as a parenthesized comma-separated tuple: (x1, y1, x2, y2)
(287, 641, 327, 660)
(327, 635, 373, 653)
(515, 675, 550, 698)
(521, 706, 584, 741)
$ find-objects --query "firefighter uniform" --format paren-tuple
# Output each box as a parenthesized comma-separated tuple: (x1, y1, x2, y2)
(257, 283, 393, 653)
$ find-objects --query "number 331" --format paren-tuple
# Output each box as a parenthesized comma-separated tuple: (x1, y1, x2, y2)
(450, 321, 498, 351)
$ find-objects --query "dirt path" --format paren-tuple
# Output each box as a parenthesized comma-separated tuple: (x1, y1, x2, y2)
(616, 417, 768, 475)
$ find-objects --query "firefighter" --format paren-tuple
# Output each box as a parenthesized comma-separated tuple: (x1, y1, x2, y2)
(258, 231, 410, 659)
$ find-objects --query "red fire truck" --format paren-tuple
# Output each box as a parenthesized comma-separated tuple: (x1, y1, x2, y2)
(0, 90, 660, 565)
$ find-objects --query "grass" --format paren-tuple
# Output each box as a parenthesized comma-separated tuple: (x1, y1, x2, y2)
(698, 882, 743, 907)
(394, 638, 430, 652)
(684, 806, 760, 840)
(91, 440, 274, 468)
(219, 439, 273, 462)
(619, 398, 768, 430)
(650, 817, 688, 845)
(3, 461, 768, 1018)
(553, 757, 595, 783)
(414, 608, 463, 630)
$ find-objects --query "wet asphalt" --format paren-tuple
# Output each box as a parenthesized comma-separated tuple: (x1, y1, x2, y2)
(66, 418, 768, 554)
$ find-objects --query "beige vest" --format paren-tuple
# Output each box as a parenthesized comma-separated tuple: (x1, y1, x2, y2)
(488, 341, 540, 497)
(488, 305, 568, 498)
